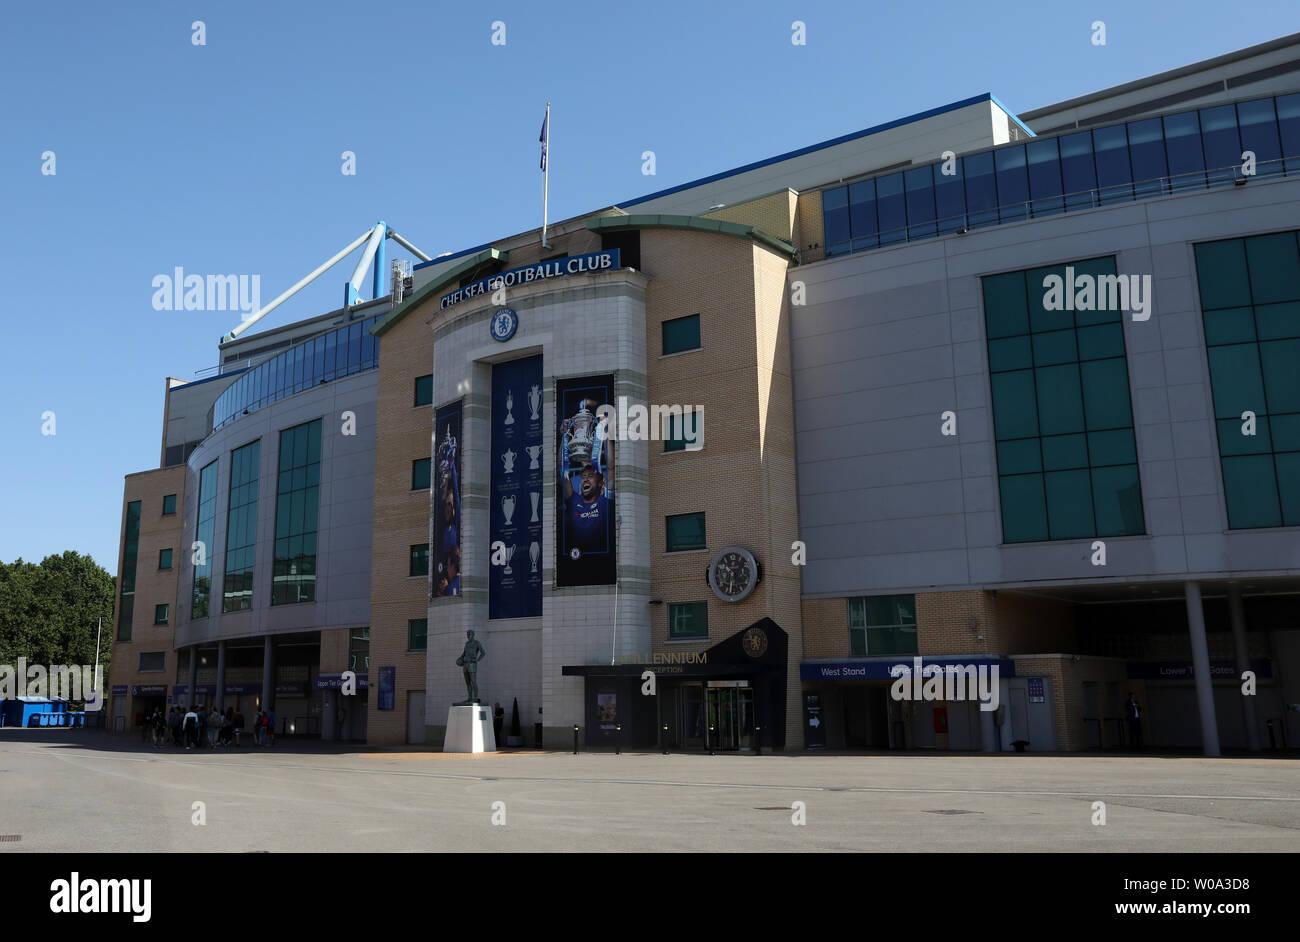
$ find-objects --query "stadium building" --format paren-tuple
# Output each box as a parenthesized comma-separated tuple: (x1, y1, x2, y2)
(109, 33, 1300, 754)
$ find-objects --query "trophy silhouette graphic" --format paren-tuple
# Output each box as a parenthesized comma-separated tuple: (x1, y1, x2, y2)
(502, 494, 516, 525)
(503, 544, 516, 575)
(530, 491, 540, 523)
(504, 390, 515, 426)
(501, 448, 517, 474)
(528, 384, 542, 421)
(526, 444, 542, 470)
(529, 541, 540, 573)
(566, 402, 598, 466)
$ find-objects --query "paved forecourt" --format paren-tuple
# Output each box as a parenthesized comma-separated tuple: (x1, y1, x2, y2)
(1, 732, 1296, 852)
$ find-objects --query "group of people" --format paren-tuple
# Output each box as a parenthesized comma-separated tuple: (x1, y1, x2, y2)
(141, 705, 277, 749)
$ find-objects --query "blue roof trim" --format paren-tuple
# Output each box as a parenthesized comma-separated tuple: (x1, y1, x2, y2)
(413, 241, 494, 271)
(619, 93, 1023, 209)
(412, 93, 1034, 269)
(172, 367, 248, 391)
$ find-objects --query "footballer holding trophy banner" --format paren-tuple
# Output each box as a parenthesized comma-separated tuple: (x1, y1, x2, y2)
(557, 377, 617, 586)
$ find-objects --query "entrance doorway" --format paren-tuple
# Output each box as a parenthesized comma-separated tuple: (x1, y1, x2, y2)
(705, 682, 754, 751)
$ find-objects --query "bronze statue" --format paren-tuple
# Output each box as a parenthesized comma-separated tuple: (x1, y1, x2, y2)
(455, 629, 486, 704)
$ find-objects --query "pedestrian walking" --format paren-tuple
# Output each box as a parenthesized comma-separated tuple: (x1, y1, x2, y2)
(234, 709, 245, 747)
(1126, 692, 1143, 749)
(183, 705, 198, 749)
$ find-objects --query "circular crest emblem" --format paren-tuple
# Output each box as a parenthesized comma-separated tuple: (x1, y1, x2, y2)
(569, 547, 581, 560)
(490, 308, 518, 342)
(742, 627, 768, 659)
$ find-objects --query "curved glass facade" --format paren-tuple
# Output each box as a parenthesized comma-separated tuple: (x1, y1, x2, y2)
(213, 314, 382, 430)
(823, 94, 1300, 257)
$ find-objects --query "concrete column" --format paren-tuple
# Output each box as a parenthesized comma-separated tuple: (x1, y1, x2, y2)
(186, 646, 198, 710)
(215, 641, 227, 713)
(322, 689, 335, 742)
(980, 704, 996, 753)
(1227, 584, 1261, 751)
(261, 637, 274, 713)
(1184, 581, 1221, 757)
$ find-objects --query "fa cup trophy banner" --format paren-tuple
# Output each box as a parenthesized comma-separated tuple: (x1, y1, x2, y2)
(556, 375, 617, 587)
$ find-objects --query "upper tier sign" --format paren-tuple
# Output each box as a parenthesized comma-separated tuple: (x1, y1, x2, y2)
(439, 249, 620, 310)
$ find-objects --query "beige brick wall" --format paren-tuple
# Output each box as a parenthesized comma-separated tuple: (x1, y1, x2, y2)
(642, 228, 804, 748)
(107, 466, 186, 728)
(367, 304, 433, 745)
(794, 190, 825, 263)
(702, 190, 797, 244)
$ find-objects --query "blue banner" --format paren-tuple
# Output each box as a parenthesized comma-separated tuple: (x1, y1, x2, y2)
(433, 401, 462, 597)
(490, 355, 544, 619)
(378, 666, 395, 711)
(800, 657, 1016, 681)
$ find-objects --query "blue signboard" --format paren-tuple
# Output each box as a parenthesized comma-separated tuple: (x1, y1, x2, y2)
(378, 666, 395, 711)
(440, 250, 620, 310)
(490, 355, 543, 619)
(800, 657, 1016, 682)
(313, 673, 369, 691)
(1126, 659, 1272, 680)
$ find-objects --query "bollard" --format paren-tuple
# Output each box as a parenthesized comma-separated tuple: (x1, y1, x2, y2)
(662, 723, 669, 755)
(573, 724, 579, 755)
(709, 725, 715, 756)
(754, 725, 761, 756)
(1267, 719, 1276, 750)
(615, 724, 621, 755)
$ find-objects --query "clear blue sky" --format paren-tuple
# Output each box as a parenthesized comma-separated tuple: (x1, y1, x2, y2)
(1, 0, 1297, 577)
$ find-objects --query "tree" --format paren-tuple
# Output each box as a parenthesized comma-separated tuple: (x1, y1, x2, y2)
(0, 552, 114, 680)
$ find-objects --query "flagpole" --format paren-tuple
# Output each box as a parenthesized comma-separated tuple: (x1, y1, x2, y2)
(541, 102, 551, 249)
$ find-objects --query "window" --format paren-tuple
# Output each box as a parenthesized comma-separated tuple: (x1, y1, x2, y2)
(158, 548, 173, 570)
(138, 652, 166, 672)
(119, 500, 141, 640)
(662, 314, 701, 355)
(663, 409, 703, 452)
(668, 602, 708, 640)
(414, 374, 433, 407)
(154, 604, 169, 625)
(982, 257, 1145, 543)
(192, 461, 218, 617)
(349, 627, 370, 672)
(1194, 230, 1300, 528)
(408, 618, 428, 651)
(223, 440, 260, 612)
(412, 457, 431, 490)
(410, 543, 429, 577)
(272, 420, 321, 605)
(162, 494, 177, 515)
(665, 512, 706, 551)
(847, 595, 917, 655)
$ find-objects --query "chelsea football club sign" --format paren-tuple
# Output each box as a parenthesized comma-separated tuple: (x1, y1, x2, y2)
(490, 308, 518, 342)
(441, 249, 620, 310)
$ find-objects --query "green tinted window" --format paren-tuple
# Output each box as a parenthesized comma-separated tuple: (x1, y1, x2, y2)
(983, 255, 1144, 543)
(412, 458, 431, 490)
(410, 544, 429, 577)
(272, 420, 320, 605)
(668, 602, 708, 639)
(223, 440, 260, 613)
(666, 512, 706, 551)
(192, 461, 218, 618)
(408, 619, 428, 651)
(159, 548, 173, 570)
(120, 500, 141, 640)
(414, 374, 433, 406)
(662, 315, 701, 355)
(1195, 231, 1300, 529)
(162, 494, 177, 515)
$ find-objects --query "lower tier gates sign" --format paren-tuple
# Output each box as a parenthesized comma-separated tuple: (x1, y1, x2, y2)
(490, 355, 543, 618)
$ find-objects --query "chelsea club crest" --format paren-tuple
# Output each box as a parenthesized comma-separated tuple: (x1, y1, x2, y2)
(490, 308, 518, 342)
